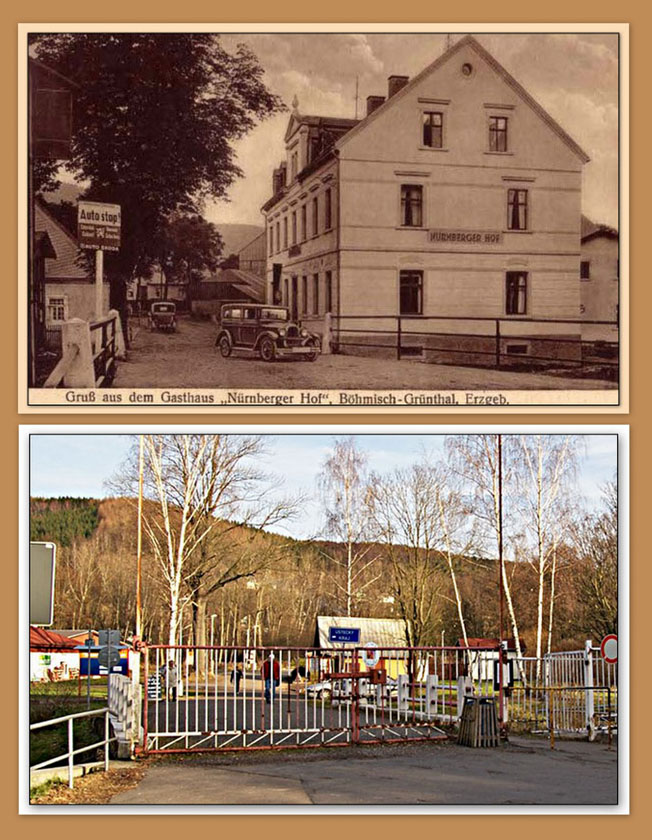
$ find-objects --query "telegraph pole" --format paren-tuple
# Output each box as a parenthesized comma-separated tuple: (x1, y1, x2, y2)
(497, 434, 506, 736)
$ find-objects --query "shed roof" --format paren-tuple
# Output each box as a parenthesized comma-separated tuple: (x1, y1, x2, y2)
(30, 626, 80, 651)
(315, 616, 409, 649)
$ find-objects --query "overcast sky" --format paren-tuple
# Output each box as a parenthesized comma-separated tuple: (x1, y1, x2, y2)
(204, 31, 619, 229)
(29, 431, 618, 542)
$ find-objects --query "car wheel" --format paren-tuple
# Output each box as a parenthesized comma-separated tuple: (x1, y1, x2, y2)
(305, 340, 319, 362)
(259, 337, 276, 362)
(218, 335, 232, 358)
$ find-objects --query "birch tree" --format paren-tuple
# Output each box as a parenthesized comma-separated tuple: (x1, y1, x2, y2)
(446, 434, 527, 676)
(369, 463, 447, 646)
(514, 435, 580, 676)
(112, 434, 299, 649)
(318, 437, 379, 616)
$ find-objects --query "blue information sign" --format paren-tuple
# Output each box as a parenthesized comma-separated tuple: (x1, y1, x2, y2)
(329, 627, 360, 643)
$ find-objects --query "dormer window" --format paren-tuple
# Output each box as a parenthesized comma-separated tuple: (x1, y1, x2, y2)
(290, 150, 298, 181)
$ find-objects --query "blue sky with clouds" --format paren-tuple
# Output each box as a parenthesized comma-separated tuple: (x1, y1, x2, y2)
(29, 431, 618, 541)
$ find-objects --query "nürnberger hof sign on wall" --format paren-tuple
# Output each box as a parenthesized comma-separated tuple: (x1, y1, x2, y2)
(429, 229, 503, 245)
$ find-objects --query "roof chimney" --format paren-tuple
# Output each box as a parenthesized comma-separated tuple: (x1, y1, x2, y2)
(366, 95, 385, 116)
(388, 75, 409, 98)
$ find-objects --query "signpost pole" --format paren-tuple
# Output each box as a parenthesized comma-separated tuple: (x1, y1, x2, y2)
(95, 248, 104, 330)
(86, 630, 92, 709)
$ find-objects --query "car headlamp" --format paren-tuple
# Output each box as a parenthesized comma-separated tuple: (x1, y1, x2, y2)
(278, 328, 286, 337)
(300, 328, 308, 337)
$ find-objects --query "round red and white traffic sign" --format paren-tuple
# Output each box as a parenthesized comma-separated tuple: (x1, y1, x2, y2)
(362, 642, 381, 668)
(600, 634, 618, 664)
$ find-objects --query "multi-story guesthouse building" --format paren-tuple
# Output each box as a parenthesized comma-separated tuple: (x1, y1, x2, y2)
(262, 35, 591, 364)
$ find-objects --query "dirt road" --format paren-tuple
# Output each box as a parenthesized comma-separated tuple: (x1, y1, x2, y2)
(113, 317, 614, 392)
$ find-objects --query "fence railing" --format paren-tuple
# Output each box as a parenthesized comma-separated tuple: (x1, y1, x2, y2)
(332, 313, 619, 377)
(30, 707, 115, 789)
(43, 311, 125, 388)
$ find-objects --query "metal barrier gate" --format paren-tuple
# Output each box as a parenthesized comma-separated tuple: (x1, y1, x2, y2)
(508, 642, 618, 738)
(141, 644, 500, 754)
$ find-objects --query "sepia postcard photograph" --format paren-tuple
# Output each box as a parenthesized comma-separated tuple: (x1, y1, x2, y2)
(19, 24, 627, 412)
(21, 426, 626, 812)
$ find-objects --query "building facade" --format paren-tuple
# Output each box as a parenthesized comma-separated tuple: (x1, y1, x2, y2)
(35, 200, 109, 349)
(580, 217, 619, 343)
(262, 36, 589, 364)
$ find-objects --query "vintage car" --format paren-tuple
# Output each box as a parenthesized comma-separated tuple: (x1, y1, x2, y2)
(148, 301, 177, 332)
(215, 304, 320, 362)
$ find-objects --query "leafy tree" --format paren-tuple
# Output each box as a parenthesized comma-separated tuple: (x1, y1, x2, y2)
(157, 214, 223, 304)
(30, 34, 285, 328)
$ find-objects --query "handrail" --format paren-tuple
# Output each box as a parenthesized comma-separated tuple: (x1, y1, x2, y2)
(42, 344, 80, 388)
(30, 706, 115, 789)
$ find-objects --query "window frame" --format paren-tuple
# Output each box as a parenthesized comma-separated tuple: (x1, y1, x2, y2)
(46, 294, 68, 324)
(489, 115, 509, 153)
(505, 271, 528, 316)
(580, 260, 591, 280)
(312, 273, 319, 315)
(312, 196, 319, 237)
(324, 188, 332, 231)
(400, 184, 424, 228)
(421, 110, 444, 149)
(300, 204, 307, 242)
(399, 269, 424, 316)
(506, 188, 529, 232)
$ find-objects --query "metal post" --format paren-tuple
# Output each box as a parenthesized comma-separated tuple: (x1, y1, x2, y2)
(584, 639, 595, 740)
(68, 717, 74, 788)
(86, 631, 92, 709)
(495, 319, 501, 368)
(136, 436, 144, 638)
(95, 248, 104, 322)
(549, 689, 555, 750)
(105, 710, 110, 771)
(497, 435, 506, 735)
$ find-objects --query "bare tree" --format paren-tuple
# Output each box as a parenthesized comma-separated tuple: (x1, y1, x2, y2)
(571, 480, 618, 640)
(514, 435, 580, 677)
(369, 462, 448, 647)
(318, 437, 379, 616)
(111, 434, 299, 650)
(446, 434, 527, 674)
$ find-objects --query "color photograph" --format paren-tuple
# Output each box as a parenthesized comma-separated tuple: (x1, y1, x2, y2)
(22, 427, 625, 812)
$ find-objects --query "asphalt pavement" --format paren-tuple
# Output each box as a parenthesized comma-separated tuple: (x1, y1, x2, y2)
(111, 736, 618, 807)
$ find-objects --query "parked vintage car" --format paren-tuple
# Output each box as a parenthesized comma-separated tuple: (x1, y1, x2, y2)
(148, 301, 177, 332)
(215, 303, 320, 362)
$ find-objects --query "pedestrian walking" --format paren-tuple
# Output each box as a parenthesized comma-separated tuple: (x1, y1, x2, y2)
(230, 665, 243, 694)
(261, 656, 280, 702)
(165, 659, 179, 701)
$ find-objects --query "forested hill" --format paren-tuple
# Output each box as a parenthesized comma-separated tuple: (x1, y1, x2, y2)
(30, 498, 101, 547)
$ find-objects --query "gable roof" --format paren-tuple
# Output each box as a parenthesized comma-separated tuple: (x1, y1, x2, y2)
(35, 200, 90, 281)
(284, 113, 359, 144)
(314, 615, 409, 649)
(581, 214, 618, 242)
(336, 35, 590, 164)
